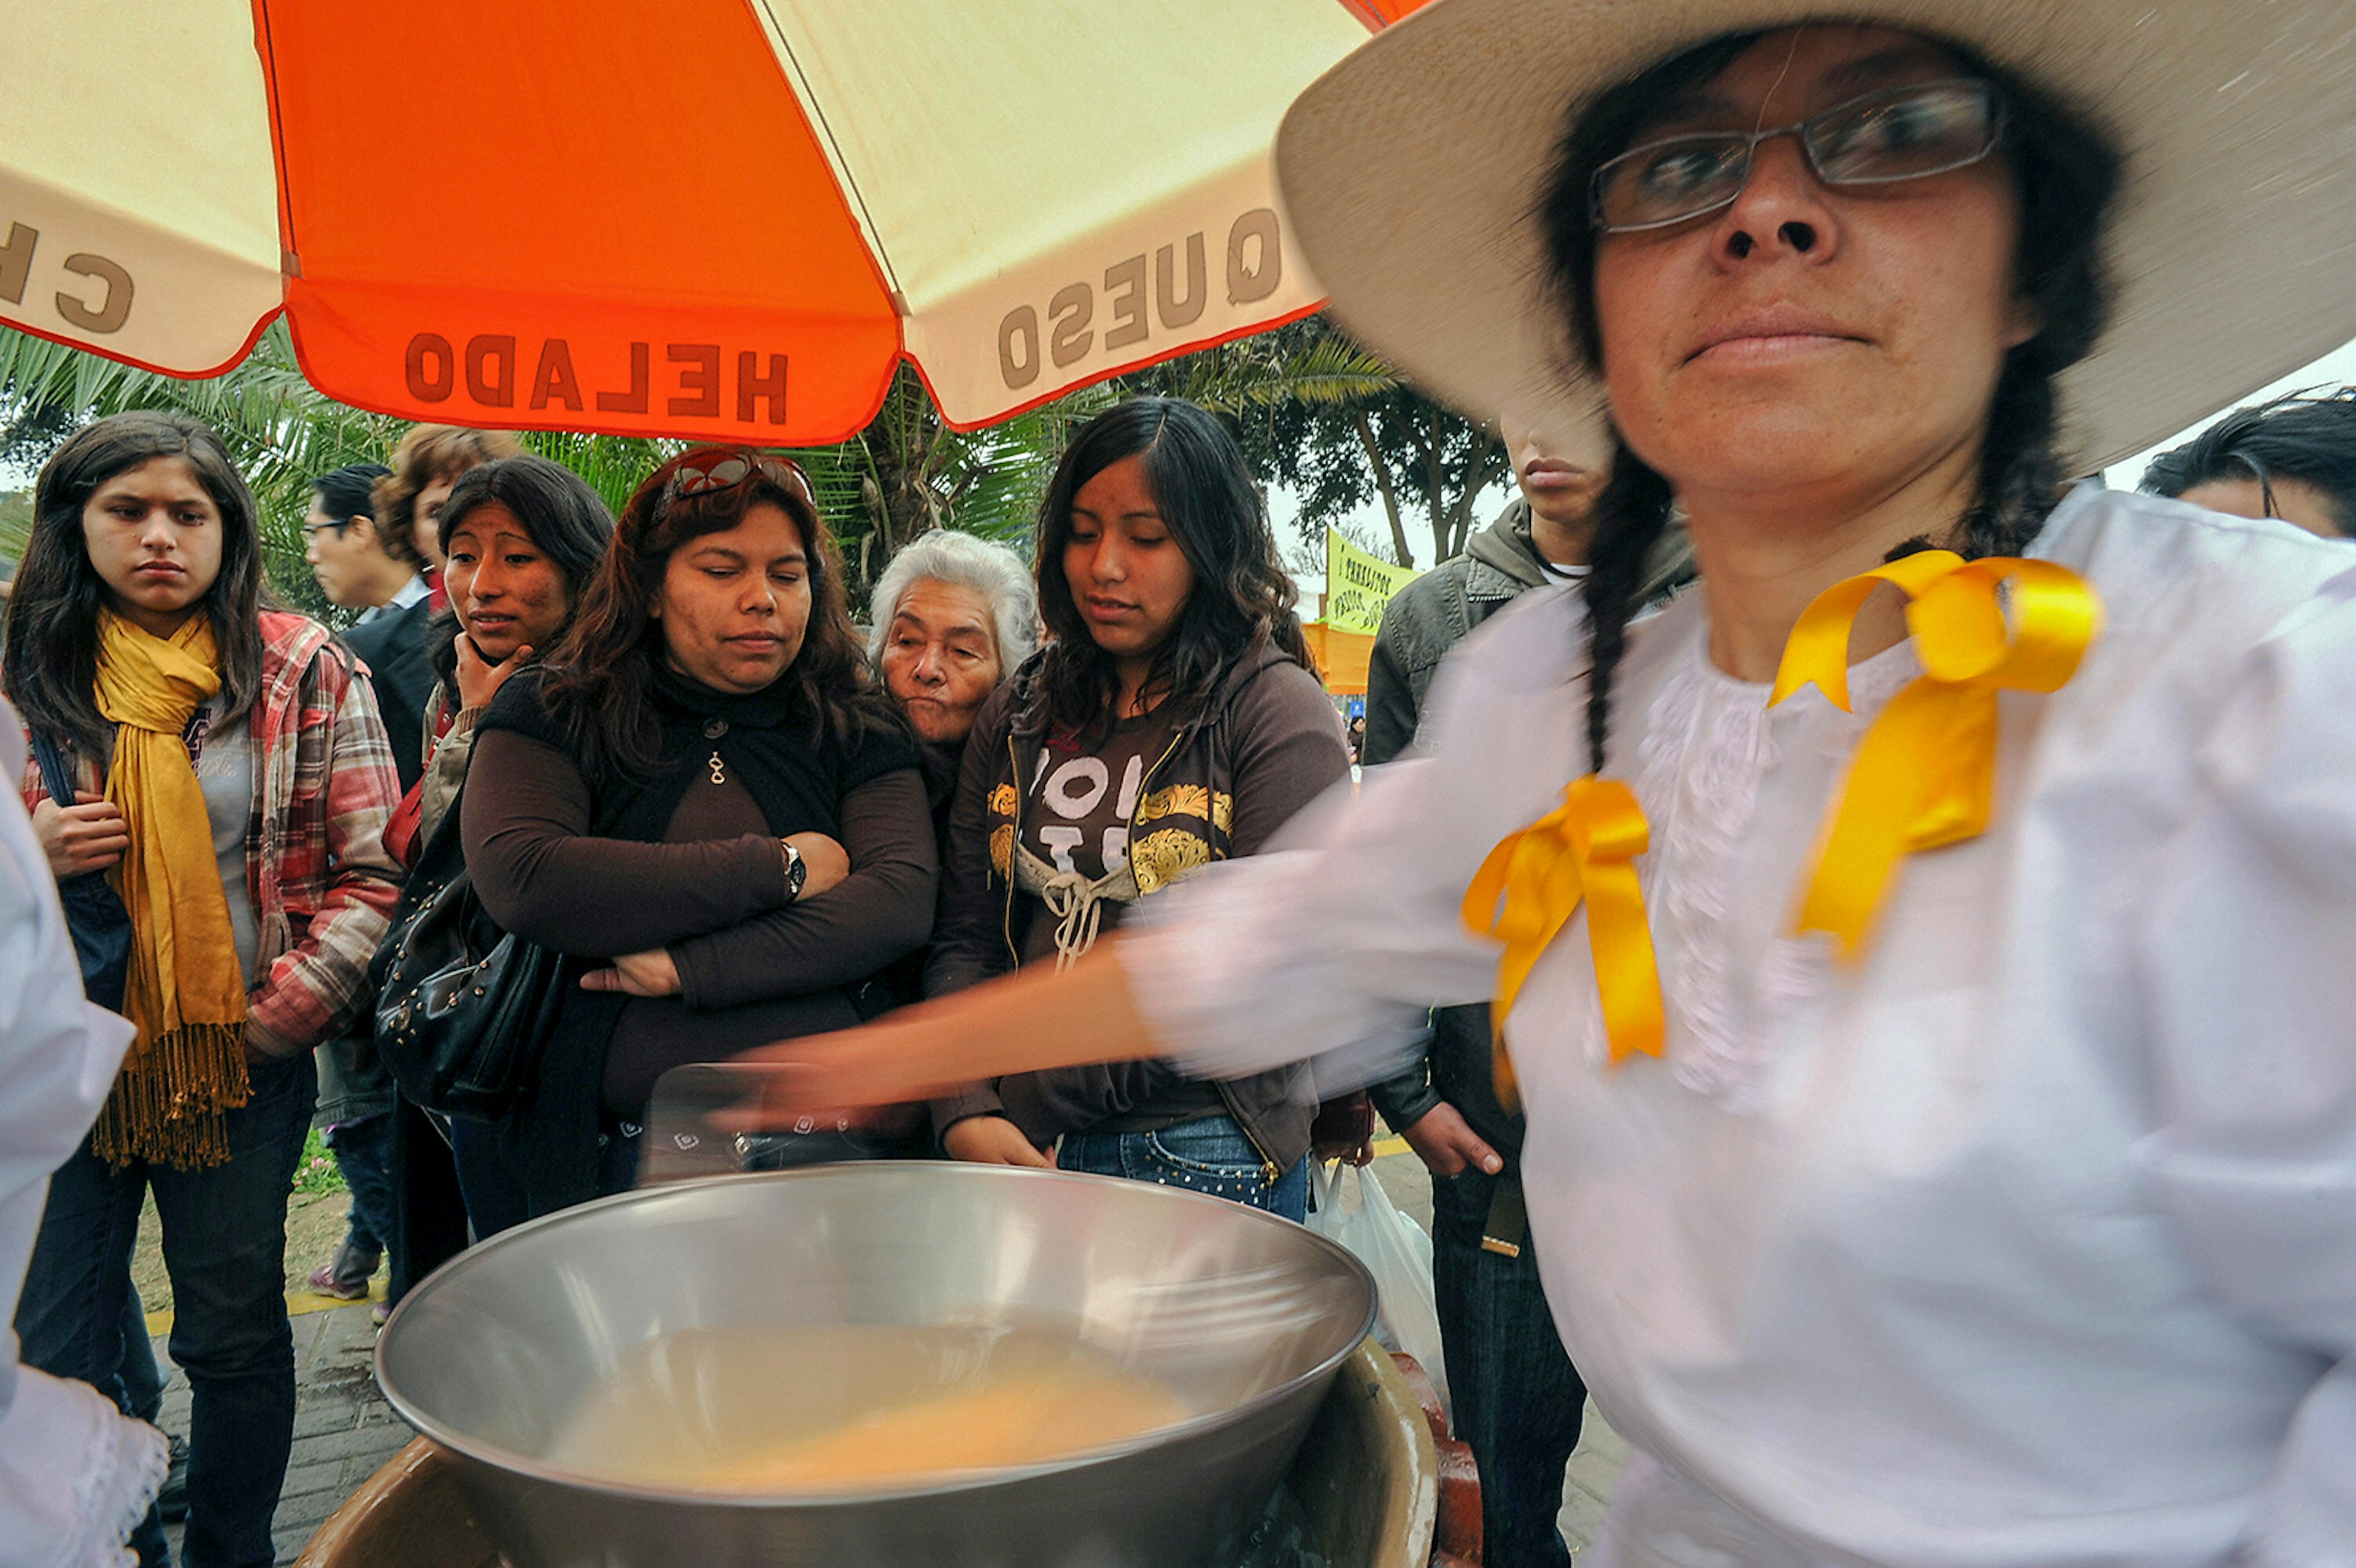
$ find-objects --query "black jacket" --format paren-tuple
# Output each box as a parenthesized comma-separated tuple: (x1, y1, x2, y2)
(343, 596, 437, 793)
(1361, 499, 1694, 766)
(464, 666, 931, 1214)
(1362, 500, 1693, 1158)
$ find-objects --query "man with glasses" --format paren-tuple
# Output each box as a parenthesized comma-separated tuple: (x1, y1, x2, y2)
(302, 463, 411, 626)
(301, 461, 414, 1310)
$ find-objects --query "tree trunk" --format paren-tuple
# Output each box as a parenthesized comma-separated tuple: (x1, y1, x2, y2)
(1445, 432, 1508, 561)
(850, 370, 944, 605)
(1351, 407, 1415, 567)
(1419, 405, 1450, 567)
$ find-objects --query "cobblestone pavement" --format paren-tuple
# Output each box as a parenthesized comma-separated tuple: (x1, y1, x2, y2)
(151, 1156, 1618, 1563)
(153, 1301, 414, 1566)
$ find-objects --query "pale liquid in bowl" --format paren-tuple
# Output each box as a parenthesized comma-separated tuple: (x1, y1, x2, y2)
(547, 1323, 1194, 1494)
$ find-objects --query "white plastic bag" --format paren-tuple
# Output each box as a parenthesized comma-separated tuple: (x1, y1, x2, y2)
(1307, 1160, 1450, 1420)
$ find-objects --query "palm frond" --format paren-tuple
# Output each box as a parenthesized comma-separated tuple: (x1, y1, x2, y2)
(518, 431, 681, 518)
(2, 312, 1434, 615)
(2, 322, 409, 615)
(0, 490, 32, 569)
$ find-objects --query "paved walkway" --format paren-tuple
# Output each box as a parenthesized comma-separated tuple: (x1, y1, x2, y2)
(152, 1302, 414, 1566)
(152, 1152, 1620, 1564)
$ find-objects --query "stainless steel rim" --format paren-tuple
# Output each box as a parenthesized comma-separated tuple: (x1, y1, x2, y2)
(375, 1162, 1379, 1508)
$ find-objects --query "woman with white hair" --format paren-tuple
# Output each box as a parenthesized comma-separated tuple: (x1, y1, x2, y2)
(866, 529, 1038, 843)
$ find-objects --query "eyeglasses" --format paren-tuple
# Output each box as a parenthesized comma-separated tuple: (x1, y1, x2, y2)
(299, 520, 351, 539)
(1591, 79, 2003, 233)
(664, 449, 817, 512)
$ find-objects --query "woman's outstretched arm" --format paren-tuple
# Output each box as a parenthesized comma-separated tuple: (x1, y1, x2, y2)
(736, 942, 1158, 1113)
(736, 591, 1601, 1121)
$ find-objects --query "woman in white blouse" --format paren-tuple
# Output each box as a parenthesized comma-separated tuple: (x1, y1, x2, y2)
(0, 701, 160, 1565)
(749, 2, 2356, 1562)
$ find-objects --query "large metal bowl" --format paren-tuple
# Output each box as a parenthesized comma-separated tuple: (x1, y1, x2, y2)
(376, 1163, 1377, 1567)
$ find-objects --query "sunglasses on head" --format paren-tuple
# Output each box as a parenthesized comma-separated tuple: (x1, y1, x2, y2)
(1591, 79, 2004, 233)
(663, 450, 817, 512)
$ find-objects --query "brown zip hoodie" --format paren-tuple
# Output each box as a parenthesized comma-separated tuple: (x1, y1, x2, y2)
(925, 644, 1350, 1174)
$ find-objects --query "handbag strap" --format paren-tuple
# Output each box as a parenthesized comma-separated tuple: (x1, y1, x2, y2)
(27, 729, 81, 807)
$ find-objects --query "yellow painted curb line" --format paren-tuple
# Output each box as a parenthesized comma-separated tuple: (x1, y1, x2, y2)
(144, 1278, 385, 1338)
(1371, 1136, 1411, 1158)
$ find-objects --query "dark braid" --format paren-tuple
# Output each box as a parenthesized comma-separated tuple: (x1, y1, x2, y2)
(1885, 355, 2066, 563)
(1578, 441, 1674, 774)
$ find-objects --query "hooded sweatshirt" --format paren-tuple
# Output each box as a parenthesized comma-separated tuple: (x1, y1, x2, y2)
(926, 643, 1350, 1174)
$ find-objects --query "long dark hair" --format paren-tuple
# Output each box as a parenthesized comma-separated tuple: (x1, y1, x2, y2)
(424, 454, 617, 691)
(3, 412, 269, 757)
(539, 447, 887, 780)
(1538, 31, 2121, 772)
(1033, 397, 1311, 740)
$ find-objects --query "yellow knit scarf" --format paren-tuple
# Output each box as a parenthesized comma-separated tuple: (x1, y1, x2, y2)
(92, 610, 251, 1168)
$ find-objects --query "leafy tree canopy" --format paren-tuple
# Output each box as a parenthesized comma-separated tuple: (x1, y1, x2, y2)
(0, 312, 1508, 620)
(1123, 317, 1506, 569)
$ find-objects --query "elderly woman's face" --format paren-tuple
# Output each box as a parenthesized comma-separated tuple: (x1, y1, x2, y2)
(880, 578, 1003, 744)
(1592, 26, 2034, 509)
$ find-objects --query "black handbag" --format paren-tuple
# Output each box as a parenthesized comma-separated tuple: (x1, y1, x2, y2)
(371, 810, 565, 1121)
(29, 731, 131, 1013)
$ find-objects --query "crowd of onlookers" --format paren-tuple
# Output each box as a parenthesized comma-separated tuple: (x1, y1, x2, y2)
(1, 394, 1359, 1566)
(1, 382, 2350, 1567)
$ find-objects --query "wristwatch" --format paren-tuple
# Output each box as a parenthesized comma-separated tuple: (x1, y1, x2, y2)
(779, 839, 808, 901)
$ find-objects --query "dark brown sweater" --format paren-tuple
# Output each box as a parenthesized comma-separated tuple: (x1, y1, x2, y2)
(463, 726, 936, 1116)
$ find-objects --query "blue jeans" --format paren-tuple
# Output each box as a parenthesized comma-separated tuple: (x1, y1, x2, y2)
(1057, 1115, 1308, 1221)
(120, 1286, 164, 1422)
(322, 1110, 396, 1260)
(15, 1052, 316, 1568)
(1428, 1164, 1587, 1568)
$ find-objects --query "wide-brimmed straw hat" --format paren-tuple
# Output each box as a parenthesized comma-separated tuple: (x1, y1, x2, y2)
(1276, 0, 2356, 471)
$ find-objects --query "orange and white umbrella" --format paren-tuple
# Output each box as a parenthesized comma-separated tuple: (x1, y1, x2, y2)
(2, 0, 1422, 444)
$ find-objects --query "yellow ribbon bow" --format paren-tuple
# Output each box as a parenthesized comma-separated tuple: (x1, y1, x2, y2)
(1768, 550, 2101, 957)
(1461, 775, 1665, 1107)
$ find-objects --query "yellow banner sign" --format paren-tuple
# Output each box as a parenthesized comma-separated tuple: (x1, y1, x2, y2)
(1323, 529, 1419, 636)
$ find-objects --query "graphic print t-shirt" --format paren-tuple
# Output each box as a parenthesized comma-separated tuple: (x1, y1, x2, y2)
(1012, 709, 1223, 1129)
(1020, 713, 1174, 887)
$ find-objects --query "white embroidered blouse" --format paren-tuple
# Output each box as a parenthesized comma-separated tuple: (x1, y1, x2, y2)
(1, 708, 163, 1567)
(1125, 486, 2356, 1567)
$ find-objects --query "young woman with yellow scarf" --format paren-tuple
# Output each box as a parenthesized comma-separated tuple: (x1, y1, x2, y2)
(4, 412, 402, 1568)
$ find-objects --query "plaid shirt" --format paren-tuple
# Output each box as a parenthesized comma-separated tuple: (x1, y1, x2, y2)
(17, 611, 404, 1056)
